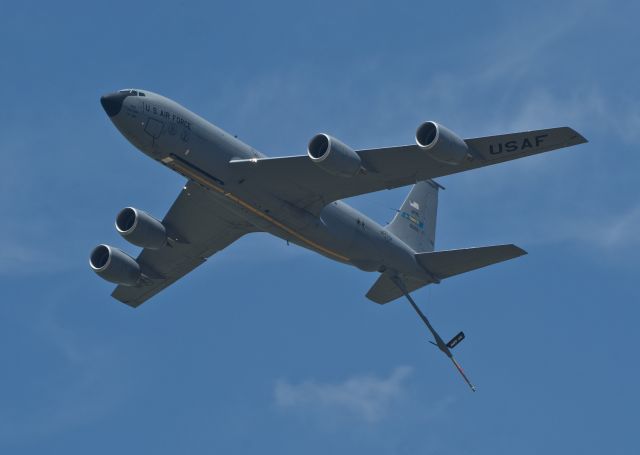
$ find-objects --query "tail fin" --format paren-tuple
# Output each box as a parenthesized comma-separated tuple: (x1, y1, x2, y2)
(387, 180, 440, 252)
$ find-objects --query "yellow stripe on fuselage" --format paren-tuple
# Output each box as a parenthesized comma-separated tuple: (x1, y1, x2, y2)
(164, 157, 351, 262)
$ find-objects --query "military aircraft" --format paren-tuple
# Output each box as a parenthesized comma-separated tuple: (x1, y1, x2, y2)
(91, 88, 587, 390)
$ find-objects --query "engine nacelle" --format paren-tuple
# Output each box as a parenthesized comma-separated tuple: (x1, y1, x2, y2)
(415, 121, 469, 165)
(89, 244, 141, 286)
(115, 207, 167, 250)
(307, 134, 362, 177)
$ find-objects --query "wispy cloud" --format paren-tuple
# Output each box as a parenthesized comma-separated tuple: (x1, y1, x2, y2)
(275, 366, 412, 423)
(212, 3, 602, 150)
(541, 203, 640, 251)
(0, 299, 127, 443)
(0, 131, 79, 276)
(501, 87, 640, 146)
(600, 205, 640, 248)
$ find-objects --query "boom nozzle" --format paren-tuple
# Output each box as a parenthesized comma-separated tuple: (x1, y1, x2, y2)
(392, 276, 476, 392)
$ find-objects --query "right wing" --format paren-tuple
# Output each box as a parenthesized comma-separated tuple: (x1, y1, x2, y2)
(112, 181, 257, 307)
(229, 127, 587, 215)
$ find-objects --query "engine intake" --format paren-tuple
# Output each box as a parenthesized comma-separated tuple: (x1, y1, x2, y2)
(116, 207, 167, 250)
(89, 244, 141, 286)
(415, 121, 469, 165)
(307, 134, 362, 177)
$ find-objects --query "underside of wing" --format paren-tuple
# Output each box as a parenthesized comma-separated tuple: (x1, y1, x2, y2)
(112, 181, 258, 307)
(229, 127, 586, 215)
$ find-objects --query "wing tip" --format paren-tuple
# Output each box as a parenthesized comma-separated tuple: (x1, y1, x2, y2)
(508, 244, 528, 257)
(503, 243, 529, 259)
(565, 127, 588, 145)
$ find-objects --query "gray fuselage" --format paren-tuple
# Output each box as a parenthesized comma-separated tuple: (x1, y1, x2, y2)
(103, 89, 428, 280)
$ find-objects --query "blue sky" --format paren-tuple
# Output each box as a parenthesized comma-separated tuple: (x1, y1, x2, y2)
(1, 0, 639, 453)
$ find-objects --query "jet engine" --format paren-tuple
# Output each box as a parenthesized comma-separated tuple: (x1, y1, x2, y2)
(115, 207, 167, 250)
(307, 134, 362, 177)
(89, 244, 141, 286)
(415, 121, 469, 165)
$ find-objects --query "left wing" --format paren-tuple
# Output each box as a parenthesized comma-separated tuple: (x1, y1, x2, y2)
(112, 181, 257, 307)
(230, 127, 586, 215)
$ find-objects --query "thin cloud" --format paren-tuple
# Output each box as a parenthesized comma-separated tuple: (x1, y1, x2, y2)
(547, 204, 640, 251)
(275, 366, 412, 423)
(601, 205, 640, 248)
(0, 300, 127, 443)
(502, 87, 640, 146)
(0, 134, 76, 276)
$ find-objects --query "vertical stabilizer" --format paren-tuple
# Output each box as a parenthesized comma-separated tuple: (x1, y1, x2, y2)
(387, 180, 440, 252)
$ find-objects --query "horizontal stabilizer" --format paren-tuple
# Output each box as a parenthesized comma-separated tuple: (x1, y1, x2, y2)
(416, 244, 526, 279)
(366, 272, 431, 305)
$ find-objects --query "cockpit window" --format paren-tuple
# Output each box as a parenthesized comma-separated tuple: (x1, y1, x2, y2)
(138, 92, 146, 97)
(119, 89, 138, 96)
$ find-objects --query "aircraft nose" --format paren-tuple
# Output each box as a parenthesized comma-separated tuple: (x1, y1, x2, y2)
(100, 92, 128, 117)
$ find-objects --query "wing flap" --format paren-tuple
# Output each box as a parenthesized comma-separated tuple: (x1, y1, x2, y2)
(112, 256, 205, 306)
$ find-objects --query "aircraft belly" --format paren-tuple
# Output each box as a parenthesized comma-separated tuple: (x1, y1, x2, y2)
(280, 201, 426, 276)
(157, 151, 423, 276)
(148, 125, 420, 274)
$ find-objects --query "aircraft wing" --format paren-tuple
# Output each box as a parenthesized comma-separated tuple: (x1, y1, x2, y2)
(112, 181, 257, 307)
(229, 127, 586, 215)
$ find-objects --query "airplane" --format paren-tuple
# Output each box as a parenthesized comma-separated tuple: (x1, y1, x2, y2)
(90, 88, 587, 390)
